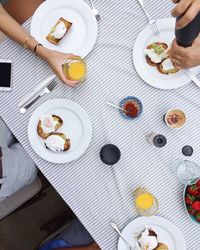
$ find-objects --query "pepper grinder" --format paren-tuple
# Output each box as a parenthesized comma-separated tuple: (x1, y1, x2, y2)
(175, 4, 200, 47)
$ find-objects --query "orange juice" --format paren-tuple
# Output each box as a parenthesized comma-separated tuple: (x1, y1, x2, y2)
(136, 193, 154, 210)
(62, 56, 87, 82)
(134, 187, 159, 216)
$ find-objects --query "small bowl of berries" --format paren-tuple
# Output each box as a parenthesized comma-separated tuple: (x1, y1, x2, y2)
(184, 179, 200, 224)
(119, 96, 143, 120)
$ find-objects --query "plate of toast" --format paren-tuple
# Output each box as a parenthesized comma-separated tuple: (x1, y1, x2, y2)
(133, 18, 200, 89)
(28, 99, 92, 163)
(30, 0, 98, 58)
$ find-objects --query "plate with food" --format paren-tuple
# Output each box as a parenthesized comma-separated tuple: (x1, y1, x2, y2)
(30, 0, 98, 57)
(118, 216, 186, 250)
(28, 99, 92, 163)
(132, 18, 200, 89)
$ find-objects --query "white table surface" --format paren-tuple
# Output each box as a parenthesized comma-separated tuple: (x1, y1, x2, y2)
(1, 0, 200, 249)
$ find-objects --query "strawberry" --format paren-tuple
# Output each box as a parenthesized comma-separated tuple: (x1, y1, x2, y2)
(195, 212, 200, 222)
(187, 206, 196, 216)
(187, 185, 199, 196)
(196, 179, 200, 189)
(192, 201, 200, 211)
(185, 194, 196, 205)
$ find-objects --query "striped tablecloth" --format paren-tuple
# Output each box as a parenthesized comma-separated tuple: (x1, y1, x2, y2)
(1, 0, 200, 249)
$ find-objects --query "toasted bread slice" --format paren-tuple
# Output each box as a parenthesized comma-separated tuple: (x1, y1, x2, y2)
(145, 42, 168, 66)
(46, 17, 72, 45)
(45, 133, 71, 152)
(157, 58, 179, 74)
(37, 115, 63, 139)
(155, 243, 169, 250)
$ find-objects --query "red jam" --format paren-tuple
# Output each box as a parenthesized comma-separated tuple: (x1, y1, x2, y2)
(124, 102, 138, 118)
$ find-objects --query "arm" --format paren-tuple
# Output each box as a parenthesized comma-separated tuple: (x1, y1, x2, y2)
(171, 0, 200, 29)
(55, 242, 100, 250)
(0, 4, 77, 87)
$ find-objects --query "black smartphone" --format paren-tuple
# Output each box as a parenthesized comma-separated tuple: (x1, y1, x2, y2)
(0, 59, 12, 91)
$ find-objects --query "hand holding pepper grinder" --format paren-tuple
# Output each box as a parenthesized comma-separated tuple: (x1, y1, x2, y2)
(174, 0, 200, 47)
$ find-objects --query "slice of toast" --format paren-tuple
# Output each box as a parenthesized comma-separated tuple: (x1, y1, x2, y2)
(145, 42, 168, 67)
(157, 58, 179, 74)
(37, 115, 63, 139)
(155, 243, 169, 250)
(46, 17, 72, 45)
(45, 133, 71, 152)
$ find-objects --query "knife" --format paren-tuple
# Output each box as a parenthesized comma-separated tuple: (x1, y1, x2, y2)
(18, 74, 56, 108)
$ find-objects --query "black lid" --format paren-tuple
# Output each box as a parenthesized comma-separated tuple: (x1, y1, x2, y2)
(100, 144, 121, 165)
(153, 134, 167, 148)
(182, 145, 193, 157)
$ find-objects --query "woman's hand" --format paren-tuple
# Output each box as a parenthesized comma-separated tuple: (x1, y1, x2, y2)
(169, 36, 200, 69)
(171, 0, 200, 29)
(45, 49, 79, 87)
(38, 46, 78, 87)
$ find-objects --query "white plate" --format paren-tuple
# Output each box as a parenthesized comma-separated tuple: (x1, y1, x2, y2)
(133, 18, 200, 89)
(30, 0, 98, 58)
(28, 99, 92, 163)
(118, 216, 186, 250)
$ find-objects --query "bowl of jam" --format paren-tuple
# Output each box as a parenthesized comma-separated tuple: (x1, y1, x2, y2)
(119, 96, 143, 120)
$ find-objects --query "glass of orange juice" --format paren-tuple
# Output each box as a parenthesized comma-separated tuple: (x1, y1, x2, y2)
(134, 187, 159, 216)
(62, 56, 87, 83)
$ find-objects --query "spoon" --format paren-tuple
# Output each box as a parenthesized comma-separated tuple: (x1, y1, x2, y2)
(111, 223, 138, 250)
(106, 101, 127, 113)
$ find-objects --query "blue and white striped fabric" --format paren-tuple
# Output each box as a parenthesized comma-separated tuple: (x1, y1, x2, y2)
(0, 0, 200, 249)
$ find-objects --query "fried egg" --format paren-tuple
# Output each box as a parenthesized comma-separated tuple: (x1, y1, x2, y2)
(40, 115, 58, 134)
(161, 58, 175, 71)
(45, 134, 65, 152)
(144, 48, 168, 64)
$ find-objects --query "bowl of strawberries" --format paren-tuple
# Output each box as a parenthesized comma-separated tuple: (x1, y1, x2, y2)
(172, 159, 200, 224)
(185, 179, 200, 224)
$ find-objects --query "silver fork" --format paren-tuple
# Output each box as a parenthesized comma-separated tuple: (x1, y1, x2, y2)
(136, 0, 160, 36)
(20, 81, 57, 114)
(88, 0, 101, 21)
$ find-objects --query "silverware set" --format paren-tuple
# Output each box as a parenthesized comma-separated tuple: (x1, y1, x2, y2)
(19, 74, 57, 113)
(20, 80, 57, 114)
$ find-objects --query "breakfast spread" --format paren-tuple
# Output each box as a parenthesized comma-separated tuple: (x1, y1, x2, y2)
(135, 227, 169, 250)
(37, 114, 70, 152)
(46, 17, 72, 45)
(144, 42, 179, 74)
(185, 179, 200, 223)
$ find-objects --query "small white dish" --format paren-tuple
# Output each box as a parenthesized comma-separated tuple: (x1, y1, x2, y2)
(164, 108, 186, 129)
